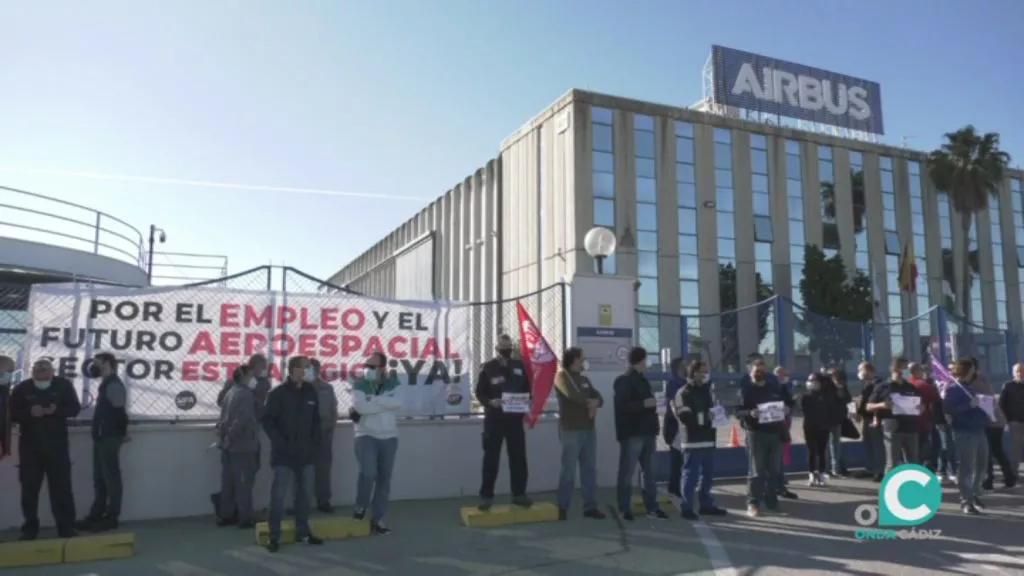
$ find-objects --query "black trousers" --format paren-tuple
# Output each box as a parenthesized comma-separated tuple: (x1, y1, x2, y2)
(986, 427, 1012, 482)
(480, 416, 528, 499)
(88, 437, 124, 519)
(19, 444, 76, 535)
(668, 447, 683, 495)
(805, 429, 830, 473)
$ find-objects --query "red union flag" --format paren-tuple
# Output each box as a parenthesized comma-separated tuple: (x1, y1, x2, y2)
(516, 302, 557, 428)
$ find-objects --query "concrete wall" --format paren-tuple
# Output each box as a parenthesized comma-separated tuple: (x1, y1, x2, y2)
(0, 237, 148, 287)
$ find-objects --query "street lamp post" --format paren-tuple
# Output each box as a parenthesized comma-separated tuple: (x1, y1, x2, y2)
(584, 226, 618, 275)
(147, 225, 167, 283)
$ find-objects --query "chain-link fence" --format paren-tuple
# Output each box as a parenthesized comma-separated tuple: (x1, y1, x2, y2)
(11, 267, 565, 423)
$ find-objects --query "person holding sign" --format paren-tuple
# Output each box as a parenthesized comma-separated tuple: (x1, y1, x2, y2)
(351, 352, 402, 535)
(943, 359, 991, 514)
(613, 347, 668, 521)
(673, 360, 727, 520)
(9, 359, 81, 540)
(553, 347, 606, 520)
(737, 359, 793, 518)
(866, 357, 923, 472)
(999, 363, 1024, 484)
(475, 334, 533, 511)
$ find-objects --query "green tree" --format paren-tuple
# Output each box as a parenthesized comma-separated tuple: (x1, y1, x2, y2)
(928, 126, 1011, 323)
(798, 245, 875, 367)
(718, 262, 774, 370)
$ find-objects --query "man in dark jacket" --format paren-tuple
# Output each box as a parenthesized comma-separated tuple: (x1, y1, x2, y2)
(262, 356, 323, 552)
(999, 363, 1024, 480)
(674, 359, 727, 520)
(867, 357, 923, 471)
(10, 359, 81, 540)
(856, 362, 884, 481)
(217, 365, 260, 528)
(824, 368, 852, 477)
(613, 347, 667, 521)
(76, 352, 128, 533)
(738, 359, 793, 517)
(474, 334, 533, 511)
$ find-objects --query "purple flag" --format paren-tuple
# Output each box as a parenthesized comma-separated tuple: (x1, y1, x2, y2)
(931, 356, 954, 398)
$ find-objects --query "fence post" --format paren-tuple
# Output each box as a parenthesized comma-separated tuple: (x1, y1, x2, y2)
(560, 282, 568, 351)
(936, 306, 950, 367)
(266, 266, 273, 291)
(774, 296, 787, 369)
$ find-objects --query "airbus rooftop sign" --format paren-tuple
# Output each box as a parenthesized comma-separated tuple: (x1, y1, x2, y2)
(711, 45, 885, 135)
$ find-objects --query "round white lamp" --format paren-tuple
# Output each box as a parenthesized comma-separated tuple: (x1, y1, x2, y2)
(584, 226, 618, 275)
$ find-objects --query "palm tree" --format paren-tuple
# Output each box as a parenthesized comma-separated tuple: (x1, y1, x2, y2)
(928, 126, 1011, 324)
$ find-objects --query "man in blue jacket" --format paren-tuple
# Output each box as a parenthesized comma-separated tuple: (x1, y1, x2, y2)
(943, 358, 990, 515)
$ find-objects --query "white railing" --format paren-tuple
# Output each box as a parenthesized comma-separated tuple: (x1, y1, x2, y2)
(0, 185, 145, 272)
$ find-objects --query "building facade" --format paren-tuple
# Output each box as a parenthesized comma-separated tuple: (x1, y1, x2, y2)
(328, 89, 1024, 371)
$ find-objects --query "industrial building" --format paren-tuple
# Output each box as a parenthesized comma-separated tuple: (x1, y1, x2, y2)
(327, 87, 1024, 372)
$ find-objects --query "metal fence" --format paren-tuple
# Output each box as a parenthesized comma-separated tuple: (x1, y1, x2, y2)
(2, 266, 567, 423)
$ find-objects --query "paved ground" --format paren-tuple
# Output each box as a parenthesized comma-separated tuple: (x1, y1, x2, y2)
(5, 479, 1023, 576)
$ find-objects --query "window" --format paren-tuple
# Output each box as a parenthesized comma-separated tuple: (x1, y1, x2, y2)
(908, 161, 930, 321)
(637, 231, 658, 251)
(680, 280, 699, 305)
(676, 121, 698, 299)
(754, 216, 774, 242)
(593, 125, 613, 152)
(751, 134, 771, 220)
(679, 255, 698, 279)
(715, 128, 736, 365)
(884, 231, 902, 255)
(594, 199, 615, 227)
(592, 108, 617, 275)
(635, 115, 658, 335)
(818, 146, 837, 254)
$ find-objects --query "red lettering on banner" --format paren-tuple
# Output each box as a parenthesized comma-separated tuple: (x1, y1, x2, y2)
(186, 331, 457, 360)
(219, 304, 364, 331)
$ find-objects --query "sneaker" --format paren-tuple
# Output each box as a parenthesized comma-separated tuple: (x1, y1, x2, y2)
(74, 516, 99, 531)
(961, 503, 979, 515)
(317, 503, 334, 514)
(680, 509, 699, 521)
(583, 508, 606, 520)
(266, 539, 280, 553)
(746, 505, 761, 518)
(302, 534, 325, 545)
(512, 495, 533, 508)
(972, 497, 986, 511)
(1005, 475, 1018, 489)
(371, 522, 391, 536)
(477, 498, 493, 512)
(950, 475, 958, 485)
(646, 510, 670, 520)
(779, 489, 799, 500)
(352, 508, 366, 520)
(817, 473, 829, 487)
(698, 506, 728, 516)
(620, 510, 635, 521)
(807, 473, 816, 487)
(982, 479, 994, 491)
(558, 508, 568, 521)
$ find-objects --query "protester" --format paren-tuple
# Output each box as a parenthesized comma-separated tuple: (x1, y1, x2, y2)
(351, 352, 401, 535)
(999, 363, 1024, 481)
(216, 365, 260, 528)
(738, 357, 793, 517)
(673, 359, 727, 519)
(929, 374, 958, 484)
(474, 334, 533, 511)
(10, 359, 81, 540)
(801, 373, 833, 486)
(966, 358, 1015, 490)
(855, 362, 885, 481)
(943, 358, 989, 514)
(907, 363, 941, 474)
(663, 357, 687, 498)
(553, 346, 605, 520)
(262, 356, 323, 552)
(310, 359, 339, 512)
(76, 353, 128, 533)
(613, 347, 668, 521)
(772, 366, 797, 499)
(867, 357, 922, 471)
(824, 368, 852, 478)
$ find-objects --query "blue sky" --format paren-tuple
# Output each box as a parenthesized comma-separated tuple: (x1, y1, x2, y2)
(1, 0, 1021, 286)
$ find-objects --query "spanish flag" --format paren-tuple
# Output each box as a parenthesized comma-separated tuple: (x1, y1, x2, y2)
(898, 240, 918, 293)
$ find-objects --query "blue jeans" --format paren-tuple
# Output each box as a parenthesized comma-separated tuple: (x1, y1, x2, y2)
(827, 425, 845, 474)
(268, 464, 314, 542)
(681, 447, 715, 512)
(862, 425, 884, 474)
(354, 436, 399, 523)
(556, 429, 598, 511)
(616, 436, 658, 514)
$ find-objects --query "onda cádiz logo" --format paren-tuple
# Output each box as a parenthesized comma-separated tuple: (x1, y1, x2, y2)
(730, 62, 873, 121)
(853, 464, 943, 541)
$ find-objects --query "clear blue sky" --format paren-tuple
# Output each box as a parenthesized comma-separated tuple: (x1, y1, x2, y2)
(1, 0, 1021, 285)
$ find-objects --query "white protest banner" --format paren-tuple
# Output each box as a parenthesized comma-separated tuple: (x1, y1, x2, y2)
(26, 283, 473, 420)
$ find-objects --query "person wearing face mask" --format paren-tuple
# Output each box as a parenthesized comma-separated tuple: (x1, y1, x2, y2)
(0, 355, 15, 461)
(474, 334, 533, 511)
(737, 358, 793, 518)
(351, 352, 402, 535)
(866, 357, 923, 472)
(614, 347, 668, 521)
(215, 365, 260, 528)
(553, 347, 605, 521)
(675, 360, 727, 520)
(998, 363, 1024, 483)
(75, 352, 128, 533)
(663, 357, 687, 498)
(261, 355, 323, 552)
(855, 362, 885, 481)
(309, 359, 339, 513)
(10, 359, 81, 540)
(906, 363, 940, 473)
(801, 374, 833, 486)
(943, 358, 990, 514)
(823, 368, 852, 478)
(967, 357, 1014, 491)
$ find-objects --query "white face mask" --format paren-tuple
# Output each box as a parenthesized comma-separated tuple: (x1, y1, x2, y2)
(0, 372, 10, 385)
(581, 360, 590, 372)
(303, 367, 315, 382)
(34, 379, 51, 390)
(364, 368, 379, 381)
(246, 378, 257, 388)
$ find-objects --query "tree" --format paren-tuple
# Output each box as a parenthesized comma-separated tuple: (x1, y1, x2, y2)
(717, 262, 774, 370)
(821, 169, 867, 237)
(927, 126, 1011, 323)
(798, 245, 875, 367)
